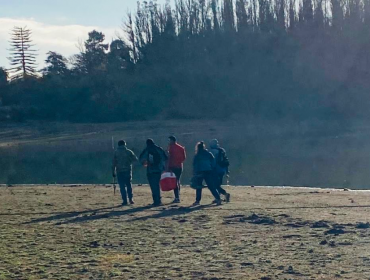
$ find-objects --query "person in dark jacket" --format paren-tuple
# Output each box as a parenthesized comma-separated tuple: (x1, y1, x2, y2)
(209, 139, 230, 202)
(112, 140, 138, 205)
(192, 141, 222, 206)
(167, 135, 186, 203)
(139, 139, 168, 206)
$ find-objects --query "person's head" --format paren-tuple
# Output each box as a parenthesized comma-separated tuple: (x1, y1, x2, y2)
(195, 141, 205, 154)
(146, 138, 155, 146)
(168, 135, 177, 145)
(118, 140, 126, 147)
(210, 139, 219, 149)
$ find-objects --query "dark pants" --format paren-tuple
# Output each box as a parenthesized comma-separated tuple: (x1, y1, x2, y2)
(147, 172, 161, 204)
(117, 171, 133, 203)
(215, 172, 227, 195)
(169, 167, 182, 200)
(195, 171, 221, 202)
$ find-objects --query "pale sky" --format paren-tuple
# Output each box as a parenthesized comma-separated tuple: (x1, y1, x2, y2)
(0, 0, 168, 69)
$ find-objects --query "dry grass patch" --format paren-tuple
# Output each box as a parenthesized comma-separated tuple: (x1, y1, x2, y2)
(99, 253, 135, 268)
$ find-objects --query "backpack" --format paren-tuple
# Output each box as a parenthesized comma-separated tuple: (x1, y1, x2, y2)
(217, 148, 230, 168)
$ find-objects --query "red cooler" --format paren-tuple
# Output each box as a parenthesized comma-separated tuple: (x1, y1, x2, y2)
(160, 172, 177, 191)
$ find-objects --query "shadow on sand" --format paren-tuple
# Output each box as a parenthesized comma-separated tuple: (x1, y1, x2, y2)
(60, 204, 218, 224)
(23, 205, 122, 224)
(22, 203, 218, 225)
(19, 204, 370, 225)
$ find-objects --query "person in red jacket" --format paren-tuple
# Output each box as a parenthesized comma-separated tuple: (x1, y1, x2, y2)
(167, 135, 186, 203)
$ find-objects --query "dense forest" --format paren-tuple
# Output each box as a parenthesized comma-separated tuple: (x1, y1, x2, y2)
(1, 0, 370, 123)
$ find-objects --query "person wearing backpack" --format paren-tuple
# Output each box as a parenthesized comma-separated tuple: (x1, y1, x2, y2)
(139, 139, 168, 206)
(167, 135, 186, 203)
(112, 140, 138, 206)
(192, 141, 222, 206)
(209, 139, 231, 202)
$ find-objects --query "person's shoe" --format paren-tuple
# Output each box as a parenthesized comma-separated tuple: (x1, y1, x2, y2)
(192, 201, 200, 206)
(216, 199, 222, 205)
(152, 201, 162, 206)
(212, 199, 218, 204)
(225, 193, 231, 203)
(129, 200, 135, 205)
(172, 198, 180, 204)
(122, 202, 128, 206)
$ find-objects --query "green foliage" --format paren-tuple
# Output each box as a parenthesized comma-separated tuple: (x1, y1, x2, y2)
(2, 0, 370, 123)
(41, 52, 69, 77)
(0, 67, 7, 86)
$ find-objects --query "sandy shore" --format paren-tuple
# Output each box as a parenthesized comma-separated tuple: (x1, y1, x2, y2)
(1, 185, 370, 280)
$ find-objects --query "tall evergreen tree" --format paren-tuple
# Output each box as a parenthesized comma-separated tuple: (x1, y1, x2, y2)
(7, 26, 38, 80)
(73, 30, 108, 74)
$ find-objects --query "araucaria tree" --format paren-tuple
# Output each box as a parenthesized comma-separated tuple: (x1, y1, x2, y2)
(8, 26, 38, 80)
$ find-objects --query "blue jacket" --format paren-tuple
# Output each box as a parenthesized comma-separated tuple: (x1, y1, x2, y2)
(193, 149, 215, 174)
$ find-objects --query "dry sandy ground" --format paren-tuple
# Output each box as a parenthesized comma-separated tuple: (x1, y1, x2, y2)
(1, 185, 370, 280)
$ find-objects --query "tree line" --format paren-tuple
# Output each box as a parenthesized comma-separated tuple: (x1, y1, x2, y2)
(1, 0, 370, 123)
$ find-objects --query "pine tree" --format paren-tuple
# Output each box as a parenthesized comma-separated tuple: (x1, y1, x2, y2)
(73, 30, 108, 74)
(41, 52, 69, 76)
(8, 26, 38, 81)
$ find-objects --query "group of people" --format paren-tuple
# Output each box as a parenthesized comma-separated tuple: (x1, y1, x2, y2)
(112, 136, 230, 206)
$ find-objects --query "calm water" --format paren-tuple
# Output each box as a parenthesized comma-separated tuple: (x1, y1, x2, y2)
(1, 126, 370, 189)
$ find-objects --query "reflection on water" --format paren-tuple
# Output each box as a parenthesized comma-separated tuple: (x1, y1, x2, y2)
(1, 127, 370, 189)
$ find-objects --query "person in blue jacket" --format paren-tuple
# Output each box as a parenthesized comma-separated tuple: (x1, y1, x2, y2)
(209, 139, 230, 202)
(192, 141, 222, 206)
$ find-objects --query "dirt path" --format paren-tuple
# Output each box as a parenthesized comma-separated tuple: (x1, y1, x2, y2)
(1, 185, 370, 280)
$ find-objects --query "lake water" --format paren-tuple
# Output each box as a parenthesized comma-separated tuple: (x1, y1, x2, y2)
(1, 121, 370, 189)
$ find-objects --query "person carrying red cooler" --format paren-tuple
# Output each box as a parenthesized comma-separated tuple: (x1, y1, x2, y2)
(167, 135, 186, 203)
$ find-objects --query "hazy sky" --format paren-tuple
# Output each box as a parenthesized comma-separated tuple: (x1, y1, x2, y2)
(0, 0, 168, 69)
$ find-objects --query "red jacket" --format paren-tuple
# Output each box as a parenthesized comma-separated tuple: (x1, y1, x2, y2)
(168, 143, 186, 168)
